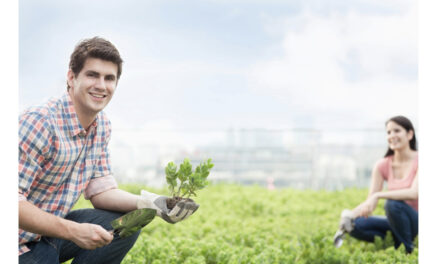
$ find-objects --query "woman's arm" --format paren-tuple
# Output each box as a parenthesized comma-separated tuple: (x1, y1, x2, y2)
(374, 171, 418, 200)
(351, 162, 384, 218)
(367, 161, 385, 197)
(353, 170, 418, 218)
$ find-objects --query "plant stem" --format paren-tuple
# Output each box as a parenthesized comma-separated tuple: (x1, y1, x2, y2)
(177, 184, 182, 197)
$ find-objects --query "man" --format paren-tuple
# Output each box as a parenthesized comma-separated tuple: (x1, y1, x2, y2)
(19, 37, 199, 264)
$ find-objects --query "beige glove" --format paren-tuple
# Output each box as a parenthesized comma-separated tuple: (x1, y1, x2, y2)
(339, 209, 355, 232)
(136, 190, 199, 224)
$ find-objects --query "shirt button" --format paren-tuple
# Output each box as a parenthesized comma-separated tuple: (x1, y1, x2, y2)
(79, 131, 86, 137)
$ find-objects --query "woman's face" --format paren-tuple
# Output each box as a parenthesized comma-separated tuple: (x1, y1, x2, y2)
(386, 121, 413, 151)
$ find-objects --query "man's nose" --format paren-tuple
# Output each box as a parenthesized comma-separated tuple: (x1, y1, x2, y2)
(95, 77, 106, 90)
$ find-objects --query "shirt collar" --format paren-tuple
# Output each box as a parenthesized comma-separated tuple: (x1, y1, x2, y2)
(61, 92, 98, 137)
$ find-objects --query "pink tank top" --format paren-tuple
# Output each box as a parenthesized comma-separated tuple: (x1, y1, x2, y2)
(377, 154, 418, 211)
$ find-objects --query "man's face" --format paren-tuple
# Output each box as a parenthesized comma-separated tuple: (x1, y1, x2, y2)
(67, 58, 118, 120)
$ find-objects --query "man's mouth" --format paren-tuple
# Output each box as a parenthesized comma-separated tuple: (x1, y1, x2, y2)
(89, 93, 107, 99)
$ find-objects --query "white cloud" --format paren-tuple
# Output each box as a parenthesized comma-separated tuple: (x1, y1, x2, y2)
(247, 3, 417, 126)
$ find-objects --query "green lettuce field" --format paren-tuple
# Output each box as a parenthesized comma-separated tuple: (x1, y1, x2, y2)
(71, 184, 418, 264)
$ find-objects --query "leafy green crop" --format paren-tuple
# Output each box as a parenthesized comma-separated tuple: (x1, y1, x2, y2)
(70, 184, 418, 264)
(165, 158, 214, 199)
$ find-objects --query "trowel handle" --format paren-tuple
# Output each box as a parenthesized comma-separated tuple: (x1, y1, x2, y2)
(108, 229, 120, 236)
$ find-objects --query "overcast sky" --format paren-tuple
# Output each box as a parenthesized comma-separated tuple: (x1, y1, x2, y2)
(19, 0, 417, 132)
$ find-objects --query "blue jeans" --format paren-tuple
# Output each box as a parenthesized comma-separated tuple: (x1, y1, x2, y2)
(349, 200, 418, 253)
(19, 209, 141, 264)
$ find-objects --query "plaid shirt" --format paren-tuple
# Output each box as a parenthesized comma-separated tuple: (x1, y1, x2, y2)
(18, 92, 118, 255)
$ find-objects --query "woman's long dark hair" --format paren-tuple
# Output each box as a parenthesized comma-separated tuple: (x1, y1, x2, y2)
(384, 116, 417, 157)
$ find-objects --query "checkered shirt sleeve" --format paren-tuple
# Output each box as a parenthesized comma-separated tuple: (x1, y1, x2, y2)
(19, 112, 54, 200)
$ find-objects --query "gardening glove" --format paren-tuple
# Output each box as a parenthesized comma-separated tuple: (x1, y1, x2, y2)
(136, 190, 199, 224)
(338, 209, 355, 233)
(333, 209, 355, 248)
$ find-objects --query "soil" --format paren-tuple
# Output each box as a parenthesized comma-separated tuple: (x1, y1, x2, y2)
(166, 196, 194, 210)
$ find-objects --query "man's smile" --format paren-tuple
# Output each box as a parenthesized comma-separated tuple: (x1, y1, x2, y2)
(89, 92, 107, 99)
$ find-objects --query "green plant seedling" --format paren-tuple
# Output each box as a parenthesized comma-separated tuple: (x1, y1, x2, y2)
(165, 158, 214, 209)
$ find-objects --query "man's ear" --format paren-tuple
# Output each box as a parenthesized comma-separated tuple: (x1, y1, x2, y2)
(67, 69, 75, 90)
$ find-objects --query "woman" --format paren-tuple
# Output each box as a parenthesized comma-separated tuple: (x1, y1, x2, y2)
(337, 116, 418, 253)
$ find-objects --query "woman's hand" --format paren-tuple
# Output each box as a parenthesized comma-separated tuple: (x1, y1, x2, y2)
(358, 194, 379, 218)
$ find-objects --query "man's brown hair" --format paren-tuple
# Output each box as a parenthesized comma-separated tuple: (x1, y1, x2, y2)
(67, 36, 123, 89)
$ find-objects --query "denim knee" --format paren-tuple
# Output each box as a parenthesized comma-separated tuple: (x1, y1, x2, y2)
(124, 229, 142, 244)
(65, 208, 125, 228)
(384, 200, 404, 216)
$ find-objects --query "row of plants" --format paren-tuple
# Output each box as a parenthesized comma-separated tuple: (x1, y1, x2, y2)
(72, 183, 418, 263)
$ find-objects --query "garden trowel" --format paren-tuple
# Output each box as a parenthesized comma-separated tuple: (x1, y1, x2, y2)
(333, 229, 345, 248)
(110, 208, 156, 238)
(333, 209, 355, 248)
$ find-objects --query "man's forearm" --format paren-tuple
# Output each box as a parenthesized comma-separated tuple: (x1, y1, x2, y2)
(90, 188, 139, 212)
(19, 200, 78, 240)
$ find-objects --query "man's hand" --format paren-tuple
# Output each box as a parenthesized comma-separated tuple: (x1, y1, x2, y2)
(20, 200, 113, 250)
(136, 190, 199, 224)
(69, 223, 114, 250)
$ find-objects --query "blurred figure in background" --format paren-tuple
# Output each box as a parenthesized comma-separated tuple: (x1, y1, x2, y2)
(266, 177, 275, 190)
(336, 116, 418, 253)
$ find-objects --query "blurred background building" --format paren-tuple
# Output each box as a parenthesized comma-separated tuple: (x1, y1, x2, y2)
(110, 127, 388, 190)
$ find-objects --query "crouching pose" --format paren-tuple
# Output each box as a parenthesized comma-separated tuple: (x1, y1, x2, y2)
(337, 116, 418, 253)
(19, 37, 198, 264)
